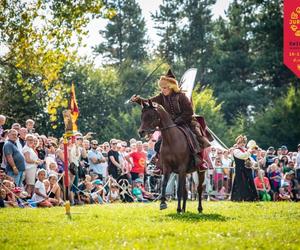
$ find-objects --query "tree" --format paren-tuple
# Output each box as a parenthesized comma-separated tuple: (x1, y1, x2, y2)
(152, 0, 184, 64)
(178, 0, 216, 84)
(248, 87, 300, 150)
(0, 0, 114, 125)
(94, 0, 148, 65)
(192, 85, 229, 146)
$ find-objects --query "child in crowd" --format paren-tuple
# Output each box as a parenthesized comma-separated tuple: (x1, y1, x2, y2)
(108, 184, 120, 203)
(91, 179, 106, 204)
(32, 169, 52, 207)
(46, 173, 63, 206)
(278, 182, 292, 201)
(2, 180, 18, 207)
(78, 175, 93, 204)
(132, 178, 149, 202)
(268, 163, 282, 193)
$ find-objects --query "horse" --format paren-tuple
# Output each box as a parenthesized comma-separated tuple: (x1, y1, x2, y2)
(138, 100, 205, 213)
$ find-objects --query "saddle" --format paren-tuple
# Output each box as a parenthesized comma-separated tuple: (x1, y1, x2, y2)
(177, 125, 199, 154)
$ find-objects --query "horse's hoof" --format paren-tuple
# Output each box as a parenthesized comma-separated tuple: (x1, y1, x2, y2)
(198, 209, 203, 213)
(160, 203, 167, 210)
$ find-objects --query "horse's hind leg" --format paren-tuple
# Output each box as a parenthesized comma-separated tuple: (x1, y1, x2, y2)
(177, 173, 186, 214)
(197, 170, 205, 213)
(160, 171, 170, 210)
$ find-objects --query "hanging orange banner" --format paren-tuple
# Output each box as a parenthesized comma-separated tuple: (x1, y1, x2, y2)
(284, 0, 300, 77)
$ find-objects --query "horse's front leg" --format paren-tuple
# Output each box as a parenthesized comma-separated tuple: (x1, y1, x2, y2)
(182, 174, 188, 213)
(197, 170, 205, 213)
(177, 173, 186, 214)
(160, 170, 170, 210)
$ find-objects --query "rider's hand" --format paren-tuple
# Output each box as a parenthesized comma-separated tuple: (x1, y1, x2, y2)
(130, 94, 140, 102)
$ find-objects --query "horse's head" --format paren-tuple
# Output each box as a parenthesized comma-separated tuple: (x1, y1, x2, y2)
(138, 100, 161, 139)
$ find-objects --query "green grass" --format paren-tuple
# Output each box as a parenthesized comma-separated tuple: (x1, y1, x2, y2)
(0, 201, 299, 249)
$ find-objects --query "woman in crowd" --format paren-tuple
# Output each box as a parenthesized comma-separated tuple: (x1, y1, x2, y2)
(36, 136, 46, 164)
(254, 169, 272, 201)
(23, 134, 43, 196)
(231, 135, 258, 201)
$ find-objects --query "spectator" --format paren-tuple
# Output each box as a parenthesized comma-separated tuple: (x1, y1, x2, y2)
(36, 136, 46, 162)
(82, 139, 90, 151)
(0, 115, 7, 169)
(25, 119, 35, 133)
(277, 147, 282, 158)
(47, 173, 63, 206)
(132, 178, 149, 202)
(117, 143, 130, 179)
(18, 128, 27, 148)
(267, 163, 282, 194)
(0, 115, 6, 138)
(31, 169, 52, 207)
(23, 134, 42, 196)
(254, 170, 272, 201)
(231, 135, 258, 202)
(222, 150, 232, 193)
(2, 180, 18, 207)
(281, 145, 289, 156)
(147, 139, 156, 163)
(278, 182, 292, 201)
(108, 183, 120, 202)
(296, 144, 300, 182)
(126, 141, 146, 182)
(107, 139, 122, 180)
(263, 146, 276, 173)
(88, 140, 106, 180)
(69, 138, 81, 204)
(76, 135, 88, 180)
(213, 155, 224, 191)
(281, 155, 290, 174)
(3, 129, 25, 187)
(91, 179, 106, 204)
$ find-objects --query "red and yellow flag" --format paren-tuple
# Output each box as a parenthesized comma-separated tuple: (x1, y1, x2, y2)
(69, 83, 79, 131)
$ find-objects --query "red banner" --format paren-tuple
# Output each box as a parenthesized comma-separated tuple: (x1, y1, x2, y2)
(284, 0, 300, 78)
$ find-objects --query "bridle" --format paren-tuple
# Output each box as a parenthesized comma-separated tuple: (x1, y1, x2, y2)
(141, 105, 177, 134)
(141, 124, 177, 134)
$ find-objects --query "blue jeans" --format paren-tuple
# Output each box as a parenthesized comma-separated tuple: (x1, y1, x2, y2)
(7, 169, 24, 187)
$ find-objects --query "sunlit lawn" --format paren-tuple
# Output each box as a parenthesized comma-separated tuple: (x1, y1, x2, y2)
(0, 201, 299, 249)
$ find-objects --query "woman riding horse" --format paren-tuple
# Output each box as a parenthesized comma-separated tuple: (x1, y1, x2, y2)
(131, 69, 210, 171)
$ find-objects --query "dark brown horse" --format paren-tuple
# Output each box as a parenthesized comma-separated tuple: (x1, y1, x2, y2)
(138, 100, 205, 213)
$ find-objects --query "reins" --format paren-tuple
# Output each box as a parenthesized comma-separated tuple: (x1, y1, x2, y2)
(142, 124, 177, 133)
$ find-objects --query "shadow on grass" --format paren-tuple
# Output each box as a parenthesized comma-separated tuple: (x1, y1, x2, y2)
(166, 212, 229, 222)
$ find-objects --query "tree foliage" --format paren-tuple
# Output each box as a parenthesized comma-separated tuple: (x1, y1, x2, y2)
(192, 85, 229, 145)
(0, 0, 114, 125)
(94, 0, 148, 65)
(248, 87, 300, 150)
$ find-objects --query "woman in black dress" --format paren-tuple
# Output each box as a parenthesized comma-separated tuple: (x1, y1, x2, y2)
(231, 135, 258, 201)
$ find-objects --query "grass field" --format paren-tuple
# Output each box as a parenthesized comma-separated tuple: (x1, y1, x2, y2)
(0, 201, 299, 250)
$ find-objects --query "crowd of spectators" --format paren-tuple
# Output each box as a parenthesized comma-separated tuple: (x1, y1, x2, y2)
(0, 114, 299, 208)
(0, 115, 160, 208)
(204, 143, 300, 202)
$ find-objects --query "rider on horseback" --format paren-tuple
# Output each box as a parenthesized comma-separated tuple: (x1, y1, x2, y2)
(131, 69, 210, 171)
